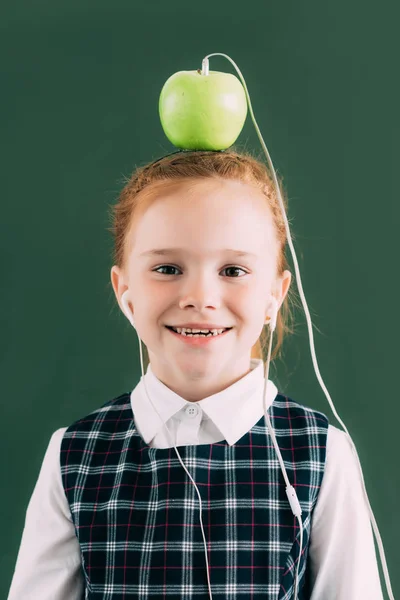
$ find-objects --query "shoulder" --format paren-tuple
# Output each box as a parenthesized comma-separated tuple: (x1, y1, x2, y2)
(58, 393, 134, 465)
(325, 423, 360, 470)
(273, 391, 330, 430)
(62, 392, 132, 436)
(326, 423, 349, 445)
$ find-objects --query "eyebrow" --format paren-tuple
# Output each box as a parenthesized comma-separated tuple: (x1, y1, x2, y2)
(139, 248, 258, 258)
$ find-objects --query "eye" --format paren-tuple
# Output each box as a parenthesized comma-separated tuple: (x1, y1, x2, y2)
(152, 265, 248, 277)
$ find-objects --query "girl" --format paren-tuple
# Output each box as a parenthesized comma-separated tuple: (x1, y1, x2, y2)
(8, 149, 383, 599)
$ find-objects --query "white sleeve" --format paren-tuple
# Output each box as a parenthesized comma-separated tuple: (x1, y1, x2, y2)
(7, 428, 85, 600)
(308, 424, 384, 599)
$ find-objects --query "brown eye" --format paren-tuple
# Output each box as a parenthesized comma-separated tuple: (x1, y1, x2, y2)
(153, 265, 180, 276)
(223, 266, 247, 277)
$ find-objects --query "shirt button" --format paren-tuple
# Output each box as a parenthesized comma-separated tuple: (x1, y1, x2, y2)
(185, 404, 200, 418)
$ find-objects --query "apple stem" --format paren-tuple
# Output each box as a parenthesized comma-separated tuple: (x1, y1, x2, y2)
(201, 58, 209, 76)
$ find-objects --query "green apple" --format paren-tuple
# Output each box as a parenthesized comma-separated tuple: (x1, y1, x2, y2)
(159, 69, 248, 151)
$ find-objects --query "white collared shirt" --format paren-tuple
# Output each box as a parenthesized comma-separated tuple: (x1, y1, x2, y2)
(8, 358, 384, 599)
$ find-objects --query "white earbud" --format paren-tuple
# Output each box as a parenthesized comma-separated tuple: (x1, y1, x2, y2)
(121, 290, 136, 328)
(267, 296, 279, 332)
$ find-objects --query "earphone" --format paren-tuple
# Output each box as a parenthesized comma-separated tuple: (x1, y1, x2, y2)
(113, 52, 395, 600)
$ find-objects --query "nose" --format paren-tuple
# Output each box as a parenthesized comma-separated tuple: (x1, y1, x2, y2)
(179, 273, 222, 310)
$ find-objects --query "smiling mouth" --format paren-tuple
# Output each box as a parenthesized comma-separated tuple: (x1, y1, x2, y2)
(165, 325, 232, 337)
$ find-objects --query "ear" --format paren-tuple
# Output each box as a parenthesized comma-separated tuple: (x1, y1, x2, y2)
(275, 270, 292, 312)
(110, 266, 130, 313)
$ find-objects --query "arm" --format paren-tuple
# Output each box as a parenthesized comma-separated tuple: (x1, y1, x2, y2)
(8, 428, 84, 600)
(308, 424, 384, 599)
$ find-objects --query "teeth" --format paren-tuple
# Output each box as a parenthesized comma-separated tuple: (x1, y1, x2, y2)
(172, 327, 226, 337)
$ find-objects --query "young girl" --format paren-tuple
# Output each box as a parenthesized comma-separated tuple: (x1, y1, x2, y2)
(8, 149, 383, 599)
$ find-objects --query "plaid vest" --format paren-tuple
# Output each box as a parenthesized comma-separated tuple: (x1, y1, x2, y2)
(60, 391, 329, 599)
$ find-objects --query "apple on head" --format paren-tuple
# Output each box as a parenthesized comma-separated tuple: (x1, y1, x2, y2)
(159, 69, 248, 151)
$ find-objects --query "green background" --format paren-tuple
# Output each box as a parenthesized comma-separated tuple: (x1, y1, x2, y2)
(2, 0, 398, 597)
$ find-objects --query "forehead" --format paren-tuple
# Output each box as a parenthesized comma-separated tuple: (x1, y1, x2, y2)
(130, 178, 278, 258)
(142, 177, 273, 220)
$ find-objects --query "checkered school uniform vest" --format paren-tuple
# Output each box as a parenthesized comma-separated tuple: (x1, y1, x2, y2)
(60, 391, 329, 599)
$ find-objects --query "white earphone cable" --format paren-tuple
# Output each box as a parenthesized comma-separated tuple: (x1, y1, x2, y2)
(117, 51, 394, 600)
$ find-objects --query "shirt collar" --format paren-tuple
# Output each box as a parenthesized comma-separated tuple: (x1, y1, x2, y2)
(130, 358, 278, 446)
